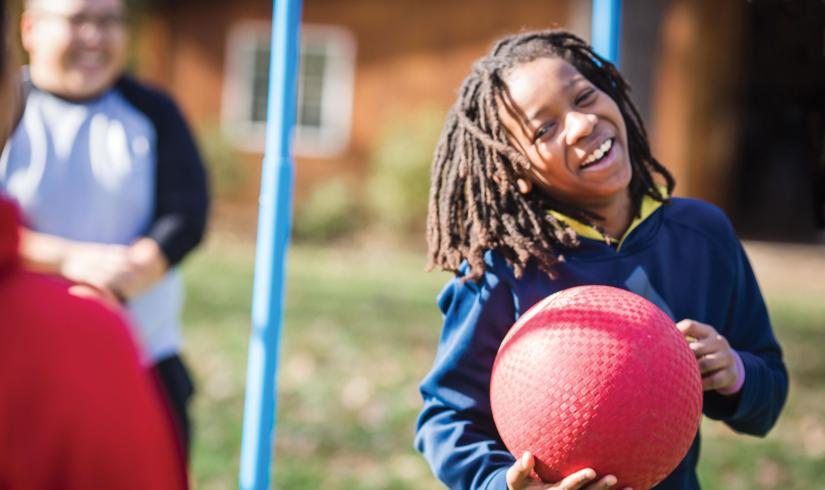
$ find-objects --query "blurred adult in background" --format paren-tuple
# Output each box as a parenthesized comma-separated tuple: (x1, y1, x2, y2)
(0, 0, 186, 488)
(0, 0, 210, 456)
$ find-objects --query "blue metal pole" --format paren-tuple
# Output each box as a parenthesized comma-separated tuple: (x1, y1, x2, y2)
(591, 0, 622, 65)
(239, 0, 303, 488)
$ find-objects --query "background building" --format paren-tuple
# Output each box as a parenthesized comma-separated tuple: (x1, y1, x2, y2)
(135, 0, 824, 241)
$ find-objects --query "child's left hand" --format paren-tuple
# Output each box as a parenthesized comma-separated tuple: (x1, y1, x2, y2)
(676, 319, 740, 393)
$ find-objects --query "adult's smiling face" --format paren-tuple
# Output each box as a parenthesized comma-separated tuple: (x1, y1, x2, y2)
(21, 0, 127, 101)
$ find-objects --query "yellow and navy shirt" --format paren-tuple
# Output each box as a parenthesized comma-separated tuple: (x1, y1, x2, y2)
(550, 190, 666, 250)
(416, 197, 788, 490)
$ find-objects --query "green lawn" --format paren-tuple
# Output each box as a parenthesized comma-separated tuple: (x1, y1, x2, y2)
(182, 238, 825, 489)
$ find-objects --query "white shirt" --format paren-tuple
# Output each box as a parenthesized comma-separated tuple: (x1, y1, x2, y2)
(0, 86, 184, 362)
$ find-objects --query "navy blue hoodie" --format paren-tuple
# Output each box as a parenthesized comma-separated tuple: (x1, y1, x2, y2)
(415, 197, 788, 489)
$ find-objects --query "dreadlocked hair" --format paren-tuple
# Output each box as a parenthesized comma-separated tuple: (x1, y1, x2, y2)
(426, 29, 675, 282)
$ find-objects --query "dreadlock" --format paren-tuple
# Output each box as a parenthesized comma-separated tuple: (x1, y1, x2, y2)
(426, 29, 675, 282)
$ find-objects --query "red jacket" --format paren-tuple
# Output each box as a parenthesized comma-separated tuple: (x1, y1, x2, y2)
(0, 198, 187, 489)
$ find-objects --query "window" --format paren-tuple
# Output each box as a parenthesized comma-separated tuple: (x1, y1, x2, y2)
(222, 22, 356, 157)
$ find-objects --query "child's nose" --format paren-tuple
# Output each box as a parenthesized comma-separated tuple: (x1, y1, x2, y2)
(564, 112, 598, 146)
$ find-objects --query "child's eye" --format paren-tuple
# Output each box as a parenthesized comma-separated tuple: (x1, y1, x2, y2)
(533, 122, 556, 142)
(575, 89, 596, 105)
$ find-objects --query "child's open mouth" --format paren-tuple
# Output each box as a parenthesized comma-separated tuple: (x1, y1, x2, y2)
(580, 138, 614, 170)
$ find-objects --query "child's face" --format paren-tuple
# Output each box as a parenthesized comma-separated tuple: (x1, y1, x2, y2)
(498, 57, 632, 212)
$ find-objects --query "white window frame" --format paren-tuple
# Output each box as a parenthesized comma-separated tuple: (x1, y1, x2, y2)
(222, 22, 356, 158)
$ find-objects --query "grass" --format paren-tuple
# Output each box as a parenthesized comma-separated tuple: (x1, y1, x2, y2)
(184, 238, 447, 490)
(696, 303, 825, 489)
(182, 237, 825, 489)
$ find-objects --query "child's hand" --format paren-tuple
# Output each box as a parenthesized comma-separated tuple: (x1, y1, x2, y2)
(506, 452, 631, 490)
(677, 319, 740, 392)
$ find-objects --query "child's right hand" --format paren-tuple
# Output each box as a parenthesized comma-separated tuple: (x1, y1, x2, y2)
(506, 452, 631, 490)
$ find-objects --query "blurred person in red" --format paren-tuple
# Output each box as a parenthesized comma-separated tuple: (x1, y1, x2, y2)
(0, 1, 187, 488)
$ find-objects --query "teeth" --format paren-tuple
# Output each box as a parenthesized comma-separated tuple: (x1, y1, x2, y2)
(583, 139, 613, 166)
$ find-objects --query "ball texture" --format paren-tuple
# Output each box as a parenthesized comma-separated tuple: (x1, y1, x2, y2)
(490, 285, 702, 490)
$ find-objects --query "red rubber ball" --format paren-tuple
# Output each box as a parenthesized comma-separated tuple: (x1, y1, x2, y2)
(490, 285, 703, 490)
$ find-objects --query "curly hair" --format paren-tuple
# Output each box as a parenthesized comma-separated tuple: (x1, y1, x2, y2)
(426, 29, 675, 282)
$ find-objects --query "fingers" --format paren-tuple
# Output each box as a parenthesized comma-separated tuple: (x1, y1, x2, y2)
(558, 468, 597, 489)
(62, 249, 129, 282)
(681, 320, 727, 372)
(68, 283, 124, 309)
(687, 336, 719, 357)
(678, 319, 739, 391)
(696, 351, 733, 374)
(582, 474, 617, 490)
(506, 455, 622, 490)
(62, 244, 136, 290)
(676, 319, 715, 340)
(687, 332, 730, 358)
(702, 368, 737, 391)
(506, 452, 535, 490)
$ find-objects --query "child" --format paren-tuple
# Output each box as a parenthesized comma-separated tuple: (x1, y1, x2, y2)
(415, 29, 788, 490)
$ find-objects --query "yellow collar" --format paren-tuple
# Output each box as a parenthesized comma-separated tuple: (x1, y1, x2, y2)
(549, 190, 667, 251)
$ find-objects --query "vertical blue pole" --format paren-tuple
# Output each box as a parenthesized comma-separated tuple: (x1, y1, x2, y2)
(592, 0, 622, 65)
(239, 0, 302, 489)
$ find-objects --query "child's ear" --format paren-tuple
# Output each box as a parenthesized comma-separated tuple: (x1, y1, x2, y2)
(516, 177, 533, 194)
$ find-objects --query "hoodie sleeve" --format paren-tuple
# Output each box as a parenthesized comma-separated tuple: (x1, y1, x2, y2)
(414, 263, 518, 490)
(701, 237, 789, 436)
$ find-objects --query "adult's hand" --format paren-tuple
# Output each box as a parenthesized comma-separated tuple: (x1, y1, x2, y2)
(20, 229, 168, 301)
(60, 242, 131, 289)
(103, 237, 168, 300)
(68, 282, 124, 309)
